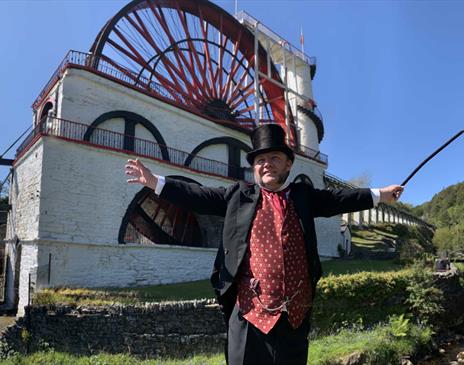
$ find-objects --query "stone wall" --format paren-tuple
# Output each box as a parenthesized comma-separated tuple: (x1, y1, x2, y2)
(0, 299, 226, 359)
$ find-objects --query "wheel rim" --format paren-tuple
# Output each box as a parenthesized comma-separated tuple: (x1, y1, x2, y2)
(90, 0, 296, 144)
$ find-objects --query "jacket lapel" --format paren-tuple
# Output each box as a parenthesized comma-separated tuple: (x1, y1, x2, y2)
(236, 184, 260, 266)
(289, 183, 307, 236)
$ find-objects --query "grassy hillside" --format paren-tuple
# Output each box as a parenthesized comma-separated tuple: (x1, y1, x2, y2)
(351, 223, 434, 262)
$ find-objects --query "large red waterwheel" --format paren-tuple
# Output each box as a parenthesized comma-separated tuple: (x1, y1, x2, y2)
(89, 0, 296, 143)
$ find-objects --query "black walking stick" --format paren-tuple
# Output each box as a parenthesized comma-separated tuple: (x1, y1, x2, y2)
(401, 130, 464, 187)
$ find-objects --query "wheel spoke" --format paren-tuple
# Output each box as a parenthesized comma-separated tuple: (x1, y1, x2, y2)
(175, 6, 214, 100)
(90, 0, 295, 140)
(198, 6, 218, 99)
(229, 85, 255, 111)
(226, 61, 254, 105)
(126, 11, 206, 102)
(220, 30, 242, 100)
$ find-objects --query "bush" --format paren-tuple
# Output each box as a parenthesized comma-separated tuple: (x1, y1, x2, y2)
(311, 270, 414, 334)
(405, 263, 444, 328)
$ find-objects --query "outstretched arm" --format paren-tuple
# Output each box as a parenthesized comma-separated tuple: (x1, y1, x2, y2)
(312, 184, 404, 218)
(125, 159, 232, 216)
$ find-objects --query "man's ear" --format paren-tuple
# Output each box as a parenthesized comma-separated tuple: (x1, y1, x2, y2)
(286, 158, 292, 171)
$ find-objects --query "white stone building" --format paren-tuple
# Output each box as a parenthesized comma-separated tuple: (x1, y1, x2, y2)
(1, 0, 347, 315)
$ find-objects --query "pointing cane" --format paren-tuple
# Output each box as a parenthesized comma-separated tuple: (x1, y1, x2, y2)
(401, 130, 464, 187)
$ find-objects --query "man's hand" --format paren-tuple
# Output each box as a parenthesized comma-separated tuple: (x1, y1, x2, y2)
(379, 185, 404, 203)
(125, 159, 158, 191)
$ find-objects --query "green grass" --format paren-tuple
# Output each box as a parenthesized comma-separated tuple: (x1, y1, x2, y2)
(350, 225, 399, 251)
(308, 323, 433, 365)
(454, 262, 464, 272)
(0, 352, 225, 365)
(33, 280, 214, 306)
(321, 259, 404, 276)
(0, 322, 433, 365)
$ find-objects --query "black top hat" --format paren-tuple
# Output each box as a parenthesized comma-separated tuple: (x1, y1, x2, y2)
(246, 124, 295, 165)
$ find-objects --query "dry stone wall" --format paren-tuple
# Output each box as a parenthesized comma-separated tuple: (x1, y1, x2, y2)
(0, 299, 226, 359)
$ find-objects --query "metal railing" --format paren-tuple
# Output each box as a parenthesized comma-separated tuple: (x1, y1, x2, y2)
(18, 117, 254, 182)
(312, 106, 323, 122)
(324, 172, 358, 189)
(297, 145, 328, 165)
(33, 50, 269, 131)
(235, 11, 317, 67)
(32, 50, 181, 110)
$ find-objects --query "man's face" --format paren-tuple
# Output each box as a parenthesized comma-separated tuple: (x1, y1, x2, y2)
(253, 151, 292, 190)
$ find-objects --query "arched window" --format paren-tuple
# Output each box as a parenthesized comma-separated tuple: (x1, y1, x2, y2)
(38, 102, 53, 124)
(84, 111, 169, 161)
(185, 137, 251, 179)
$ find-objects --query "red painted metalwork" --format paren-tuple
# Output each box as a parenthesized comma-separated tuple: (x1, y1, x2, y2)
(31, 51, 324, 146)
(88, 0, 297, 145)
(125, 192, 203, 246)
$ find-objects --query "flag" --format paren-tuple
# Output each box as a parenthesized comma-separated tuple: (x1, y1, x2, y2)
(300, 27, 304, 53)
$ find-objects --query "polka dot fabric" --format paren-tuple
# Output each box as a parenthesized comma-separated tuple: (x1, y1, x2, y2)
(236, 189, 312, 334)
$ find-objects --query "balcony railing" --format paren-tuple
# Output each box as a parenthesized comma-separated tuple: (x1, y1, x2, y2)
(235, 11, 316, 67)
(33, 51, 263, 131)
(32, 51, 181, 110)
(297, 145, 328, 165)
(17, 117, 254, 182)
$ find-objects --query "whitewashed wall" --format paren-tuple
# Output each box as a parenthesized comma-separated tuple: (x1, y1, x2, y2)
(6, 141, 43, 242)
(17, 243, 38, 316)
(58, 69, 251, 162)
(39, 137, 233, 245)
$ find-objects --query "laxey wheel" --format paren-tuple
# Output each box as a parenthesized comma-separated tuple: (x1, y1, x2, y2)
(89, 0, 297, 145)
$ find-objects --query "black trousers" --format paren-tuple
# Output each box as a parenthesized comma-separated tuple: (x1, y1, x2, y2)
(227, 305, 311, 365)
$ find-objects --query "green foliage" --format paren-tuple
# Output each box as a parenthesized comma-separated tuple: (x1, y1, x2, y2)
(321, 259, 403, 276)
(433, 223, 464, 253)
(405, 263, 444, 327)
(388, 314, 411, 338)
(419, 181, 464, 228)
(0, 351, 226, 365)
(311, 270, 413, 334)
(19, 329, 30, 344)
(308, 321, 433, 365)
(412, 182, 464, 254)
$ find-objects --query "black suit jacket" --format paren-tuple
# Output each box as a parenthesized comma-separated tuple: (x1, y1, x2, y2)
(160, 177, 374, 321)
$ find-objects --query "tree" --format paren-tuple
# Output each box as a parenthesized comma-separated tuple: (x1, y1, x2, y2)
(347, 172, 372, 188)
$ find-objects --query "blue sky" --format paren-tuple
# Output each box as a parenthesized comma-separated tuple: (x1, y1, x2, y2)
(1, 0, 462, 206)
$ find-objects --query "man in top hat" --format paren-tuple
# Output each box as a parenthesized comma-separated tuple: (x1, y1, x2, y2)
(125, 124, 404, 365)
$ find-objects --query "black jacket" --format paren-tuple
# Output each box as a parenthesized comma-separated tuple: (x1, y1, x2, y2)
(160, 177, 374, 321)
